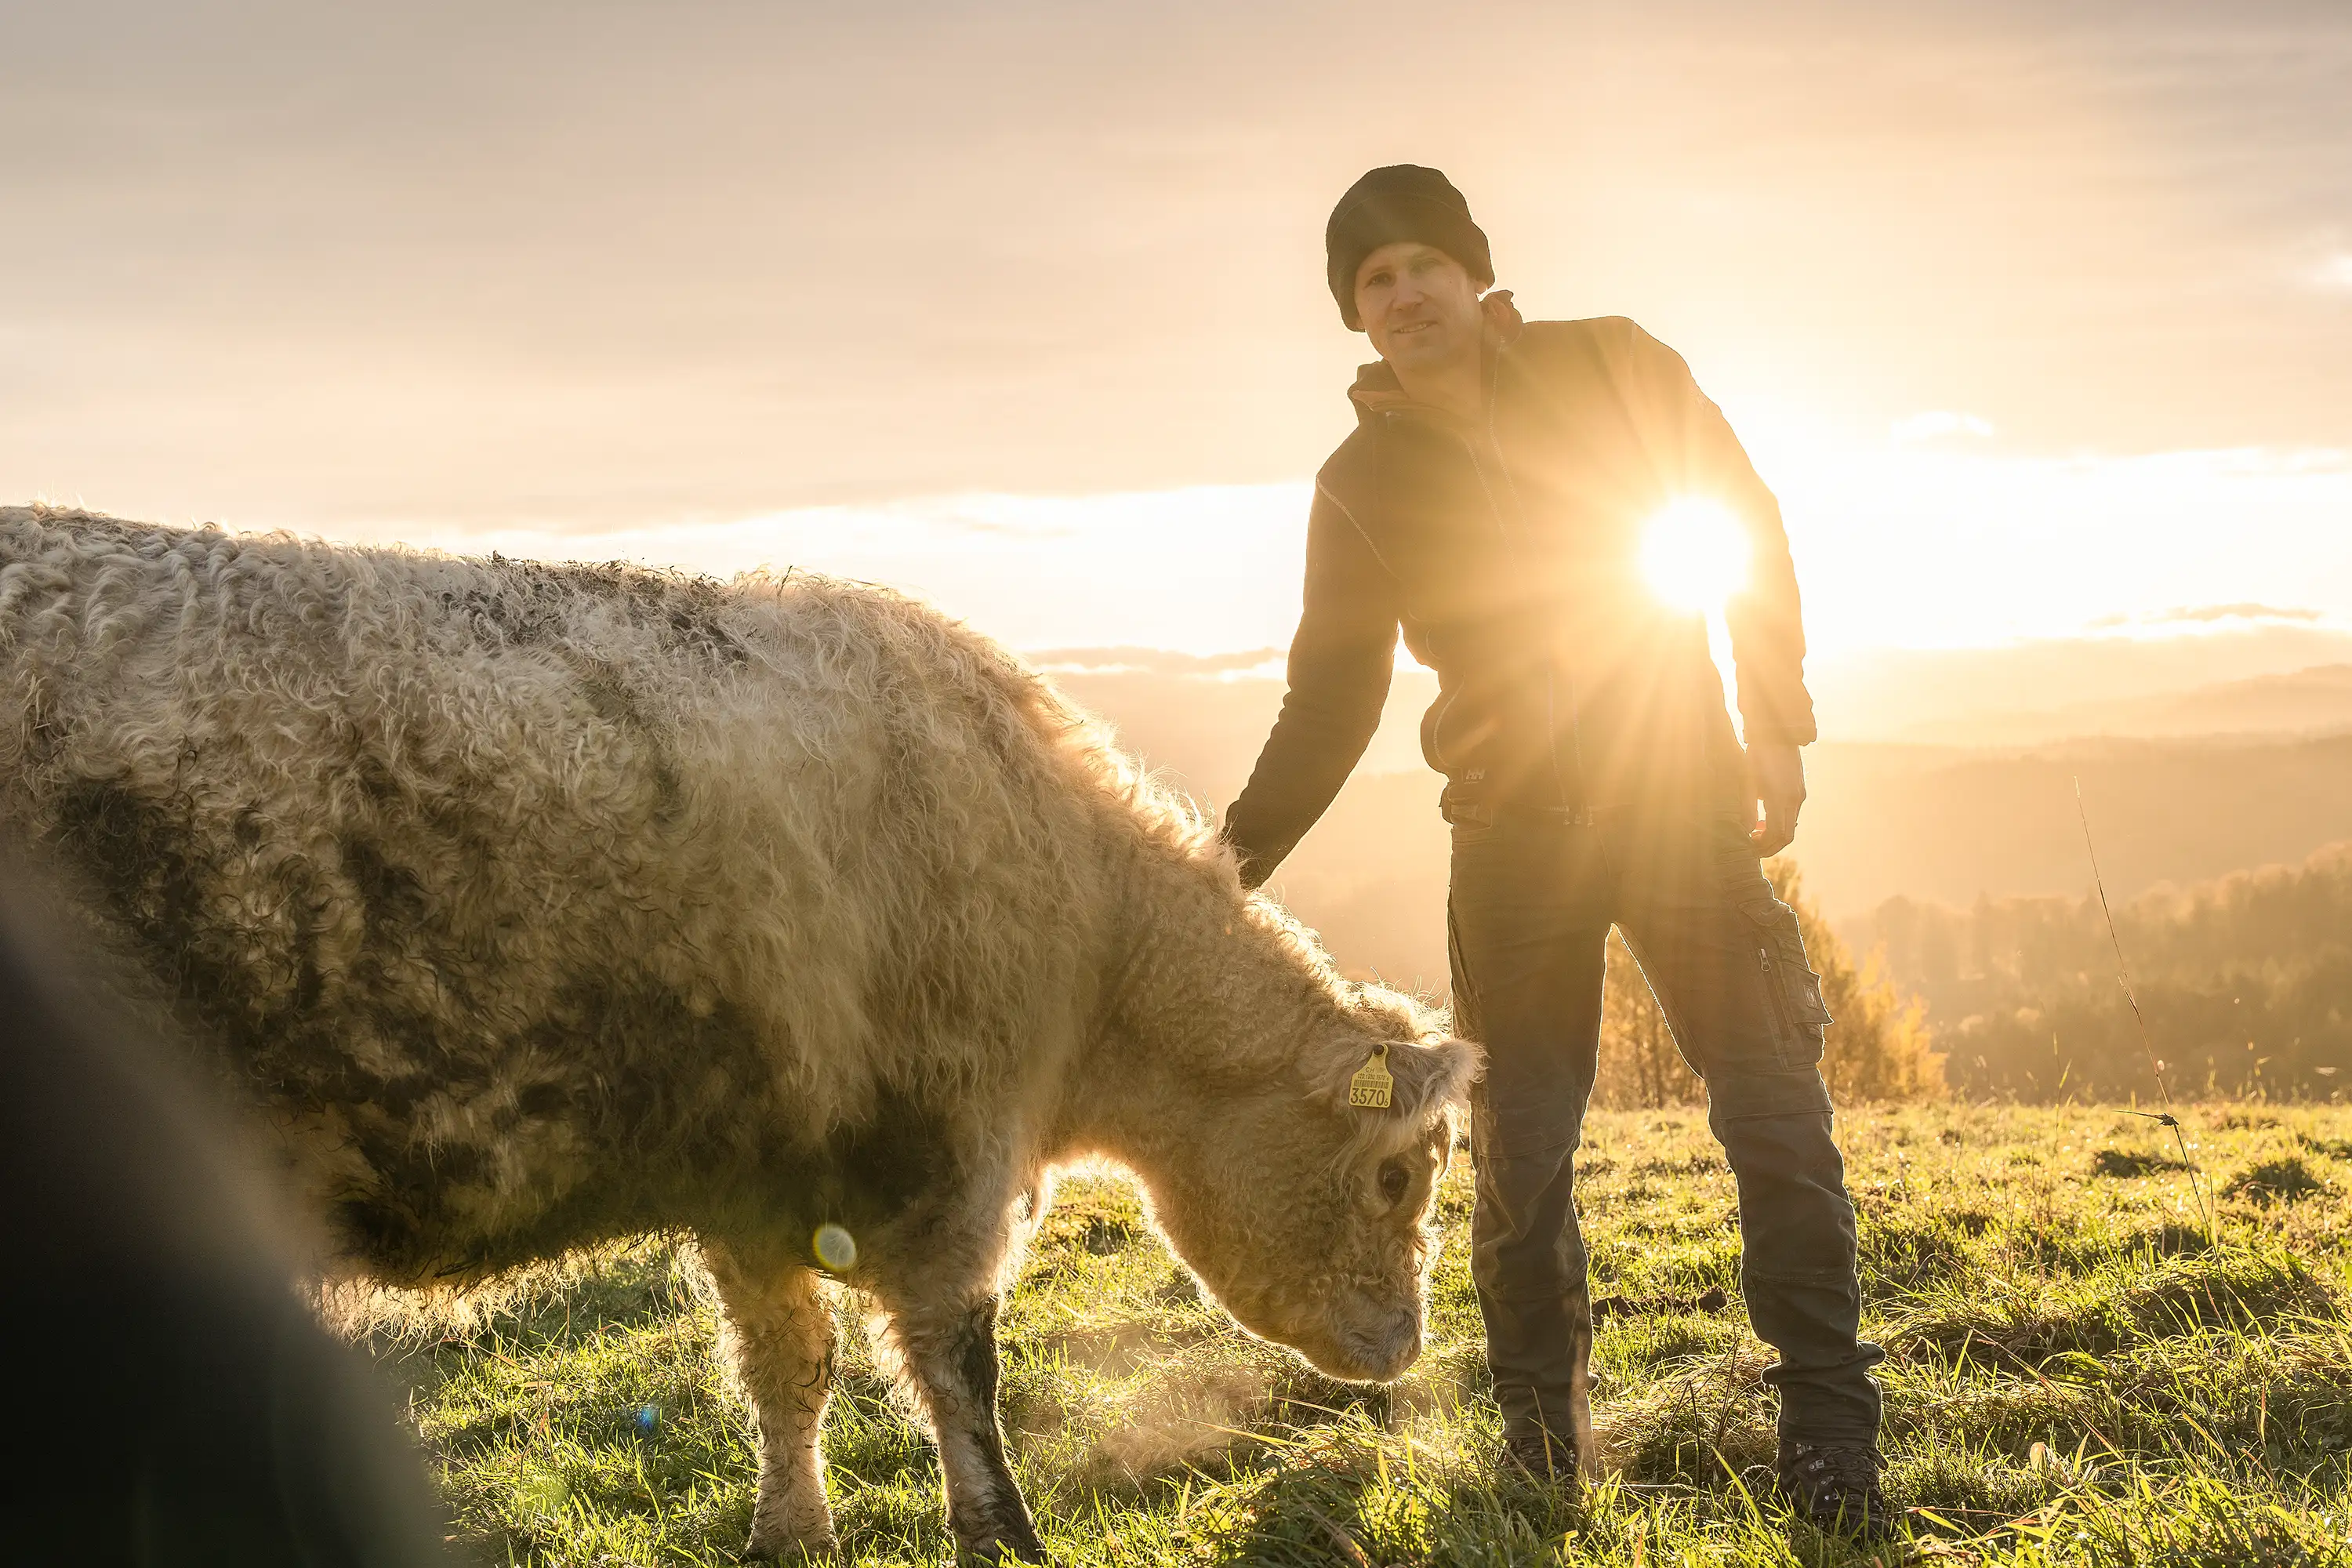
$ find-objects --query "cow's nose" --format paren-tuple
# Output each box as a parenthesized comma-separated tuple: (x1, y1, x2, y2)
(1370, 1308, 1422, 1380)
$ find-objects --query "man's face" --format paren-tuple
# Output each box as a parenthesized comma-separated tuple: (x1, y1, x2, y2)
(1353, 241, 1483, 375)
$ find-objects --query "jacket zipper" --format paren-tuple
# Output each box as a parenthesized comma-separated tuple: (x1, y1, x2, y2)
(1465, 338, 1581, 811)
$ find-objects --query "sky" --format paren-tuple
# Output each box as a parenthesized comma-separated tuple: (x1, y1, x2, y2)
(5, 0, 2350, 663)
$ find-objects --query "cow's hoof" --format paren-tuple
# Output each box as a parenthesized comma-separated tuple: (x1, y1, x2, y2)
(742, 1528, 839, 1563)
(955, 1526, 1047, 1564)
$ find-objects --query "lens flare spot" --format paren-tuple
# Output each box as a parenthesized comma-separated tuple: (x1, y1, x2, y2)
(1641, 497, 1751, 613)
(517, 1461, 569, 1513)
(813, 1222, 858, 1272)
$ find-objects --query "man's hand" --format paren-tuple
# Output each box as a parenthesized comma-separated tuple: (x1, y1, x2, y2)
(1747, 741, 1806, 857)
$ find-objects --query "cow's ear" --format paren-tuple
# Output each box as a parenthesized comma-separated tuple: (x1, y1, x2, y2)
(1381, 1036, 1480, 1123)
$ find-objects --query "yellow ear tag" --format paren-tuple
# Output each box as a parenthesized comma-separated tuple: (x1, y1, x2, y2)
(1348, 1044, 1394, 1109)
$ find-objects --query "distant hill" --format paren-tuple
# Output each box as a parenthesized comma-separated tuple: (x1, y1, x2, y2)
(1040, 650, 2352, 991)
(1806, 622, 2352, 742)
(1263, 731, 2352, 990)
(1798, 733, 2352, 916)
(1902, 663, 2352, 746)
(1040, 649, 1436, 806)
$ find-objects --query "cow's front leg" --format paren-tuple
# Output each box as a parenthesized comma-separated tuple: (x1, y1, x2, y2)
(703, 1242, 839, 1559)
(880, 1290, 1042, 1563)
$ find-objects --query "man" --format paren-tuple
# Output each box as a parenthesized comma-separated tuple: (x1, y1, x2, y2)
(1221, 165, 1887, 1534)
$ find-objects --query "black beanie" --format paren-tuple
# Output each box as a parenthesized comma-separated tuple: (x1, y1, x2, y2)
(1325, 165, 1494, 331)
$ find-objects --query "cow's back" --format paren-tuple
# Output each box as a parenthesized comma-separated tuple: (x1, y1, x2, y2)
(0, 507, 1112, 1275)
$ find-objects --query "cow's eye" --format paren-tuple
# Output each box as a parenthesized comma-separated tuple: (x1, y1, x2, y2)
(1378, 1159, 1411, 1207)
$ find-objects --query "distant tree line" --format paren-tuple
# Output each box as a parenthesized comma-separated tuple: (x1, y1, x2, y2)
(1846, 841, 2352, 1102)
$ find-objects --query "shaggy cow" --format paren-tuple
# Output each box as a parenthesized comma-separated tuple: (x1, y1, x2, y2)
(0, 506, 1474, 1563)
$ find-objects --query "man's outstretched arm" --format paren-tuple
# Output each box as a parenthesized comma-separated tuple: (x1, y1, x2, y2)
(1221, 487, 1401, 889)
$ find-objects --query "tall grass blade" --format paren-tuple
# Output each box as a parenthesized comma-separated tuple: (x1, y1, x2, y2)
(2073, 775, 2216, 1240)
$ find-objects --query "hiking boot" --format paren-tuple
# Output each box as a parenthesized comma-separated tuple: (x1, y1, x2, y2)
(1500, 1425, 1583, 1487)
(1770, 1443, 1895, 1537)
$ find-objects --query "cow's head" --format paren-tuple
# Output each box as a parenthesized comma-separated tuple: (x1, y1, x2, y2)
(1143, 985, 1478, 1384)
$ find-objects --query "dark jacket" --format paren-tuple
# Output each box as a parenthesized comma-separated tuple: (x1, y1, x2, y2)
(1223, 303, 1816, 887)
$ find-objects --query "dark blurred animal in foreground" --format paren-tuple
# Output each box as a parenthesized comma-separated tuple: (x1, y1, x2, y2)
(0, 867, 450, 1566)
(0, 506, 1473, 1562)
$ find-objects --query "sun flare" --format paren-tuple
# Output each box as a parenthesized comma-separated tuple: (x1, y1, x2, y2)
(1640, 497, 1751, 614)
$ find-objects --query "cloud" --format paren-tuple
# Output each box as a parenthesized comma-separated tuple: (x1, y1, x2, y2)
(320, 482, 1320, 655)
(1030, 647, 1284, 676)
(1777, 441, 2352, 655)
(2087, 603, 2327, 629)
(1890, 411, 1995, 443)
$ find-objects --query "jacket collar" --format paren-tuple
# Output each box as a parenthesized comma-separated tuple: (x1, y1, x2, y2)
(1346, 289, 1523, 423)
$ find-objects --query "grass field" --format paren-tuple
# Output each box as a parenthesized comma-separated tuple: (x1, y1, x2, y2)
(349, 1103, 2352, 1566)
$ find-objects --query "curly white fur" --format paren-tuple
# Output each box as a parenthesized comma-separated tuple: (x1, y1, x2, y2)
(0, 505, 1474, 1559)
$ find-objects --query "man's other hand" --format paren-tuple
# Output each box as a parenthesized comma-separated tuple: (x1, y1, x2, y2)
(1747, 742, 1806, 856)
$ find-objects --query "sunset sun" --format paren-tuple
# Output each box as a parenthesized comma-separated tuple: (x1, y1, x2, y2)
(1640, 496, 1751, 613)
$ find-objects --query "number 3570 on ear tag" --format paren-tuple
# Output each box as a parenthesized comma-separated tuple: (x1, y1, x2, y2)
(1348, 1044, 1394, 1109)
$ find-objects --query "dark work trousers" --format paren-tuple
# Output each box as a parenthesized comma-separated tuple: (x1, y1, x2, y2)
(1446, 800, 1883, 1451)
